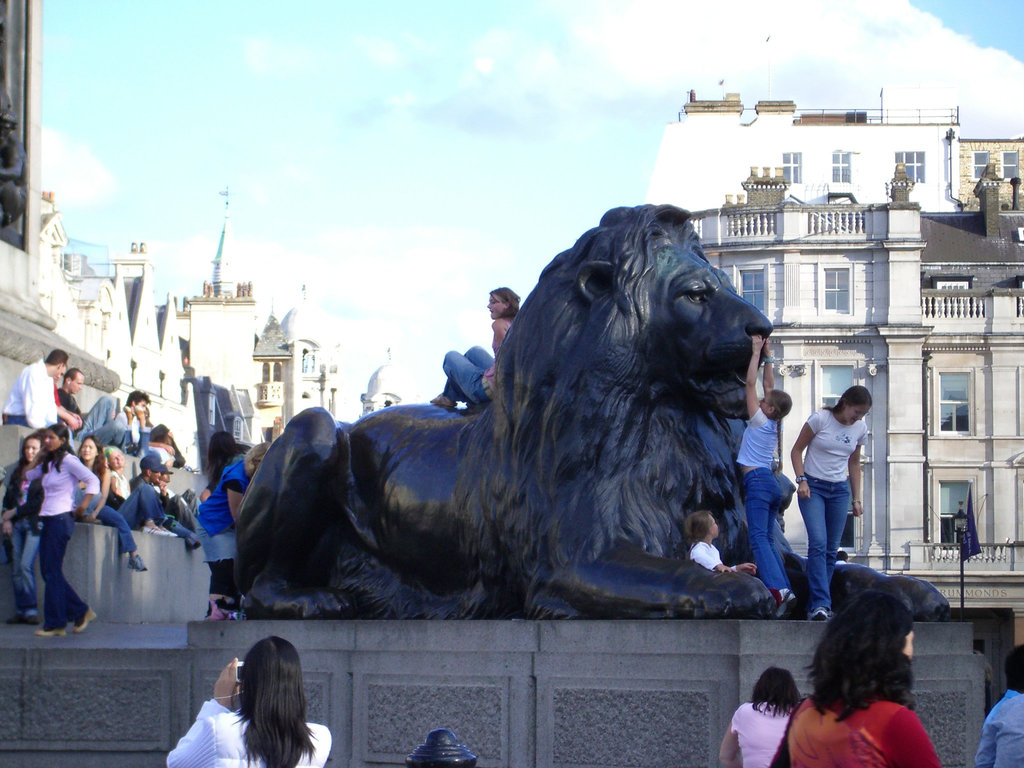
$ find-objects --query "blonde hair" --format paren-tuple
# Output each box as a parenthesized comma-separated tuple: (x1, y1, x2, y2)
(244, 442, 271, 478)
(683, 510, 716, 544)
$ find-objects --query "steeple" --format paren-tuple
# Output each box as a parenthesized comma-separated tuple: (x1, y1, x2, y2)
(211, 187, 235, 296)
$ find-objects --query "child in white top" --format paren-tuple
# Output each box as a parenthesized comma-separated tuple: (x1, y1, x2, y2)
(684, 510, 756, 575)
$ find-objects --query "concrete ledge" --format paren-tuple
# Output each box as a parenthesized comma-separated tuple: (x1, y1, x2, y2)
(0, 520, 210, 624)
(0, 619, 983, 768)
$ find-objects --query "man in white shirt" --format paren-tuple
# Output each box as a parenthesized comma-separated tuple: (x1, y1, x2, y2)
(2, 349, 80, 429)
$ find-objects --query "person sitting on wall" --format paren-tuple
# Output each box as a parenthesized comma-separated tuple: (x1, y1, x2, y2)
(2, 349, 80, 430)
(109, 390, 152, 456)
(430, 287, 519, 408)
(117, 454, 200, 549)
(145, 424, 186, 469)
(59, 368, 124, 448)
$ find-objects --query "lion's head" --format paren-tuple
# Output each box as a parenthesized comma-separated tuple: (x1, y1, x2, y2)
(498, 204, 771, 420)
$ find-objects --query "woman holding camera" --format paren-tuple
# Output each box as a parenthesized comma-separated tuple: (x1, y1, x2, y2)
(168, 635, 331, 768)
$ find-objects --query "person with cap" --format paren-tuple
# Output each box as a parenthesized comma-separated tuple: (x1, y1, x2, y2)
(117, 454, 200, 548)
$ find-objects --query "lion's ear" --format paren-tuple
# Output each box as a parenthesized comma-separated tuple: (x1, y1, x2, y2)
(575, 261, 614, 304)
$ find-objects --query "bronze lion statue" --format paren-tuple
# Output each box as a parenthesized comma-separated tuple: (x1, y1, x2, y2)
(236, 204, 948, 621)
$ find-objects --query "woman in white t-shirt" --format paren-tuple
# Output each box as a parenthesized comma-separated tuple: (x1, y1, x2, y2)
(789, 386, 871, 622)
(719, 666, 800, 768)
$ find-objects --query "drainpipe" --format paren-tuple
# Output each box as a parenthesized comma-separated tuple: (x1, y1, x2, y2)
(945, 128, 965, 210)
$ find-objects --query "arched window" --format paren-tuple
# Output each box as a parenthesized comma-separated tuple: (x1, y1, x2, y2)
(262, 363, 270, 382)
(273, 362, 282, 382)
(302, 349, 317, 374)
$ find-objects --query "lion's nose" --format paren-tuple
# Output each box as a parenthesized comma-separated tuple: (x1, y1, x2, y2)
(745, 313, 773, 339)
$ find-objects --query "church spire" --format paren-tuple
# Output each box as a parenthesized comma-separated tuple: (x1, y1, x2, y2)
(211, 187, 235, 297)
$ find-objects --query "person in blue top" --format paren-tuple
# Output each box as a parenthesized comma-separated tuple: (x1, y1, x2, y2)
(196, 441, 270, 620)
(976, 645, 1024, 768)
(737, 335, 794, 617)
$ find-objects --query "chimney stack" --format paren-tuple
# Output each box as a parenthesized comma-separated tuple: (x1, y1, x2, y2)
(973, 162, 1002, 238)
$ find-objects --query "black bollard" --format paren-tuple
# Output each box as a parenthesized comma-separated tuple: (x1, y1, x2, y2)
(406, 728, 477, 768)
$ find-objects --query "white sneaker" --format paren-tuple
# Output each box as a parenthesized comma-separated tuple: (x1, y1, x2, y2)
(144, 527, 177, 537)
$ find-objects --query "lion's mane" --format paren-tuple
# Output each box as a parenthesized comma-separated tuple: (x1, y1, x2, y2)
(452, 205, 760, 612)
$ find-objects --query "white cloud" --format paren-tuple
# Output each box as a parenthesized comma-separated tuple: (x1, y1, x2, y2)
(41, 127, 116, 208)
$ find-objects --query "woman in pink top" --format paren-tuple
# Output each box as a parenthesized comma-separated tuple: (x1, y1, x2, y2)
(720, 666, 800, 768)
(25, 422, 99, 637)
(431, 287, 519, 407)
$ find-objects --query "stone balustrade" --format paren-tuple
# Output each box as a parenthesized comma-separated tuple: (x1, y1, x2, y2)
(909, 541, 1024, 571)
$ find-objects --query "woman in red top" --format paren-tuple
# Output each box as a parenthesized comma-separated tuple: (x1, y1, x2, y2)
(778, 590, 940, 768)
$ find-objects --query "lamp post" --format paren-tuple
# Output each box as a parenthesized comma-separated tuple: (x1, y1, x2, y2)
(954, 500, 968, 622)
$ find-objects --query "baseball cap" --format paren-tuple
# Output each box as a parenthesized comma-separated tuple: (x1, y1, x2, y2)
(140, 454, 171, 474)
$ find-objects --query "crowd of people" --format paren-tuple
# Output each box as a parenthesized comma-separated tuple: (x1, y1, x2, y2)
(0, 348, 270, 632)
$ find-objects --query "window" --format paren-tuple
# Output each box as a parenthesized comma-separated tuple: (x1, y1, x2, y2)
(939, 373, 970, 432)
(261, 363, 270, 383)
(934, 279, 970, 290)
(302, 349, 317, 374)
(938, 481, 970, 544)
(973, 151, 990, 180)
(824, 268, 850, 313)
(740, 269, 766, 312)
(832, 152, 852, 183)
(822, 366, 853, 408)
(895, 151, 925, 182)
(782, 152, 802, 183)
(1003, 151, 1019, 179)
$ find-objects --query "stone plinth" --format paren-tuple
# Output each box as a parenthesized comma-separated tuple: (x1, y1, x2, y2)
(0, 619, 983, 767)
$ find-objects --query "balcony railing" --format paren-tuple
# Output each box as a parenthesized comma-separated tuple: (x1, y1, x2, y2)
(921, 289, 1024, 332)
(256, 381, 283, 407)
(694, 204, 883, 245)
(909, 542, 1024, 571)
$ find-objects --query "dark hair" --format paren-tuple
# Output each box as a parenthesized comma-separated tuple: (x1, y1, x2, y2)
(45, 349, 69, 366)
(683, 510, 715, 544)
(826, 385, 872, 415)
(40, 423, 71, 474)
(150, 424, 170, 443)
(206, 431, 243, 486)
(1005, 645, 1024, 692)
(78, 435, 108, 483)
(765, 390, 792, 420)
(751, 666, 800, 717)
(239, 636, 316, 768)
(126, 390, 150, 406)
(63, 367, 83, 384)
(809, 590, 914, 719)
(9, 430, 47, 490)
(490, 287, 520, 319)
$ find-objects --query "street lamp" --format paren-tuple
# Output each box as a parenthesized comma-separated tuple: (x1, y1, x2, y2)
(954, 500, 968, 623)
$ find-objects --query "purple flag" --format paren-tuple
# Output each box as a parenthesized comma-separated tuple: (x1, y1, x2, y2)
(962, 487, 982, 562)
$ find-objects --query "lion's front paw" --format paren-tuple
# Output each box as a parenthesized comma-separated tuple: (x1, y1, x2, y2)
(245, 575, 355, 619)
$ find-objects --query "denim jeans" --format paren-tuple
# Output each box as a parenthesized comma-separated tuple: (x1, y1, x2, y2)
(94, 506, 137, 555)
(441, 346, 493, 404)
(743, 468, 790, 591)
(9, 517, 40, 616)
(798, 475, 851, 612)
(80, 394, 126, 447)
(39, 513, 89, 629)
(118, 483, 165, 530)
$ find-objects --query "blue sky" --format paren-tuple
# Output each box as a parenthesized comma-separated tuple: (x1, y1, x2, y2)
(41, 0, 1024, 420)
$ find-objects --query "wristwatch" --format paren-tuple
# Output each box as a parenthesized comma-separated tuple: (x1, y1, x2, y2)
(794, 475, 807, 484)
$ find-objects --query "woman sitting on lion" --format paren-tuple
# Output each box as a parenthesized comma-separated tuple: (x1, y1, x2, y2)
(431, 287, 519, 408)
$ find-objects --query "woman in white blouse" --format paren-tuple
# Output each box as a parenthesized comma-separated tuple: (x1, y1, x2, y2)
(168, 636, 331, 768)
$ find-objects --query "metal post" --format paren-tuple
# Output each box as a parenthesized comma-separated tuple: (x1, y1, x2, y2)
(954, 501, 968, 623)
(407, 729, 476, 768)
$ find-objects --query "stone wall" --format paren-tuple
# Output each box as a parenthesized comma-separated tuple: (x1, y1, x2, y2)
(959, 140, 1024, 210)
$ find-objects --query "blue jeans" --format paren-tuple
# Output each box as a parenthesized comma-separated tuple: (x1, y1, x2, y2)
(9, 517, 40, 616)
(118, 483, 165, 530)
(94, 506, 137, 555)
(80, 394, 125, 447)
(743, 468, 790, 591)
(442, 347, 493, 404)
(39, 513, 89, 629)
(798, 475, 851, 612)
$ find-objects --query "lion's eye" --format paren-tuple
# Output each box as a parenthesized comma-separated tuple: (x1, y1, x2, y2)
(678, 284, 714, 304)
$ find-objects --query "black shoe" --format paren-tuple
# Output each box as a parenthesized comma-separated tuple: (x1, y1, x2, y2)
(5, 614, 26, 625)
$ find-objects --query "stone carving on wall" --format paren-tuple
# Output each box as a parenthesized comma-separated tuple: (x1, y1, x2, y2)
(236, 204, 949, 621)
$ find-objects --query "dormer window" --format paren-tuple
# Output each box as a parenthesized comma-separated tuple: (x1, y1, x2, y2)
(933, 278, 971, 290)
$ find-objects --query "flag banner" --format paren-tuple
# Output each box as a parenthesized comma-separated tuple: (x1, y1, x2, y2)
(962, 488, 982, 562)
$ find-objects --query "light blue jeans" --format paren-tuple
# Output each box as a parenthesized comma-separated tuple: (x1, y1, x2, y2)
(9, 517, 40, 617)
(798, 475, 851, 612)
(441, 346, 493, 404)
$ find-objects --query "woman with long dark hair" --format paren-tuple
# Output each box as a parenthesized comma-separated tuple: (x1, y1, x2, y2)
(720, 666, 800, 768)
(168, 635, 331, 768)
(777, 590, 940, 767)
(76, 435, 146, 572)
(199, 431, 246, 503)
(789, 385, 872, 621)
(25, 422, 99, 637)
(1, 429, 47, 624)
